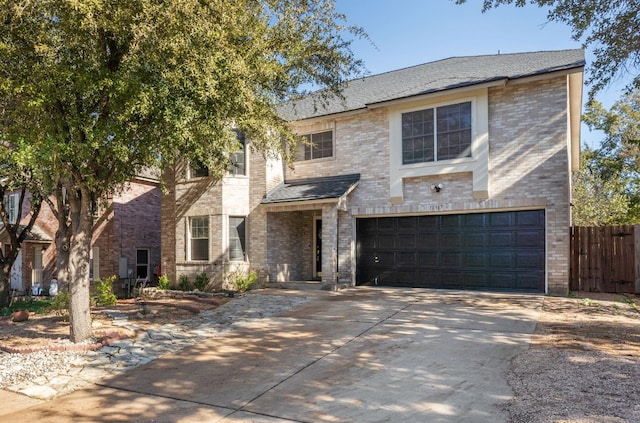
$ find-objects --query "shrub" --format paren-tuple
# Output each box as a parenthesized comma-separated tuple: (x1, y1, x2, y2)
(157, 274, 171, 290)
(231, 270, 258, 293)
(94, 275, 118, 306)
(178, 274, 192, 291)
(50, 291, 70, 318)
(193, 272, 209, 291)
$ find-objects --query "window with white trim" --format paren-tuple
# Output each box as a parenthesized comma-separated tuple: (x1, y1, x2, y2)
(189, 216, 209, 261)
(228, 216, 246, 261)
(402, 101, 472, 164)
(295, 131, 333, 161)
(3, 193, 19, 224)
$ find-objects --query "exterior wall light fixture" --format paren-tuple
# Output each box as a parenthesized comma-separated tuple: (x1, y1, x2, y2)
(432, 183, 444, 193)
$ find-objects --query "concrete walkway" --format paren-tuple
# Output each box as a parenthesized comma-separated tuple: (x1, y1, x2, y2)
(0, 288, 541, 422)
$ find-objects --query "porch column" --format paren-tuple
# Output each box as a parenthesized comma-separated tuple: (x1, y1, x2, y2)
(321, 204, 338, 286)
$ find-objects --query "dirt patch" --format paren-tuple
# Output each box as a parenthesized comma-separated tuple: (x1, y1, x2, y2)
(504, 292, 640, 422)
(0, 295, 231, 351)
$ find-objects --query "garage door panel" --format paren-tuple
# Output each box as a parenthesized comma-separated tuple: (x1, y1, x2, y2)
(465, 252, 489, 268)
(516, 210, 544, 226)
(442, 252, 462, 268)
(356, 210, 545, 292)
(440, 233, 462, 248)
(490, 252, 514, 268)
(516, 272, 545, 290)
(378, 234, 395, 249)
(418, 215, 438, 230)
(396, 252, 416, 266)
(397, 233, 416, 249)
(464, 272, 488, 288)
(489, 212, 512, 227)
(417, 234, 437, 248)
(516, 252, 544, 268)
(417, 252, 438, 267)
(464, 233, 487, 247)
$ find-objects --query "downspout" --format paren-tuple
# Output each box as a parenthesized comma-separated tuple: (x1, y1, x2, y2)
(335, 212, 339, 286)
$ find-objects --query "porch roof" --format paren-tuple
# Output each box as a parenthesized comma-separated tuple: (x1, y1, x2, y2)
(0, 224, 53, 243)
(261, 173, 360, 205)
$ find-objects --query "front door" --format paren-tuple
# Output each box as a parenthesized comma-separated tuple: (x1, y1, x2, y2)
(314, 218, 322, 279)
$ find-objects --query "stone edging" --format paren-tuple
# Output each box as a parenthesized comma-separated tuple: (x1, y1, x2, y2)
(0, 331, 129, 354)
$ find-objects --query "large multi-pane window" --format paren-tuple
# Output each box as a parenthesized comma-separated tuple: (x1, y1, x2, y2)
(228, 216, 246, 261)
(295, 131, 333, 161)
(190, 217, 209, 261)
(402, 101, 472, 164)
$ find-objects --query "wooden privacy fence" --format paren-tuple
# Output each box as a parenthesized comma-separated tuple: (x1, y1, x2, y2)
(570, 225, 639, 293)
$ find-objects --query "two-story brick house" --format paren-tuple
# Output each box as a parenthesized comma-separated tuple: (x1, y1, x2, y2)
(162, 49, 584, 295)
(1, 174, 161, 295)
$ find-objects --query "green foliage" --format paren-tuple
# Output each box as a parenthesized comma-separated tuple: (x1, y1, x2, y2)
(230, 270, 258, 293)
(193, 272, 209, 291)
(50, 291, 70, 318)
(178, 275, 192, 292)
(574, 90, 640, 225)
(456, 0, 640, 97)
(93, 276, 118, 306)
(0, 299, 53, 316)
(157, 275, 171, 290)
(0, 0, 365, 340)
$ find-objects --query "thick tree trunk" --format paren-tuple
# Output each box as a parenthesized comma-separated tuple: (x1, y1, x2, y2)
(57, 186, 94, 343)
(0, 265, 11, 309)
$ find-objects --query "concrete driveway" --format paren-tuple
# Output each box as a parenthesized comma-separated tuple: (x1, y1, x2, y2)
(1, 288, 541, 422)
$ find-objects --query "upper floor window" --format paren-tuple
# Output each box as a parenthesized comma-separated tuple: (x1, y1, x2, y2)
(295, 130, 333, 161)
(3, 193, 19, 224)
(402, 101, 472, 165)
(228, 131, 246, 176)
(189, 216, 209, 261)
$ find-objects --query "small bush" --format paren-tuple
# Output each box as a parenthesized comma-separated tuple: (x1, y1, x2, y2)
(157, 274, 171, 290)
(50, 291, 70, 318)
(231, 270, 258, 293)
(94, 275, 118, 306)
(178, 274, 192, 291)
(193, 272, 209, 291)
(1, 299, 53, 316)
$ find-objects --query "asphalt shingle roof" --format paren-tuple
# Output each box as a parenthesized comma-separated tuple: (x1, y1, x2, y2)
(262, 173, 360, 205)
(279, 49, 585, 121)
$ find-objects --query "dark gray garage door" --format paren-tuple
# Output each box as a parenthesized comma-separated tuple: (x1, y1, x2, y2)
(356, 210, 545, 292)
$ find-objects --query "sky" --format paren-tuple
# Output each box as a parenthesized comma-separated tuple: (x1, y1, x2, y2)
(334, 0, 628, 148)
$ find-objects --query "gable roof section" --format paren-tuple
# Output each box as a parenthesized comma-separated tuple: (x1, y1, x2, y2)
(0, 224, 53, 243)
(280, 49, 585, 121)
(262, 173, 360, 205)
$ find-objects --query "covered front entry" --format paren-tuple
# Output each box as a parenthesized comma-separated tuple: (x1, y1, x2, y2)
(356, 209, 545, 292)
(261, 174, 360, 286)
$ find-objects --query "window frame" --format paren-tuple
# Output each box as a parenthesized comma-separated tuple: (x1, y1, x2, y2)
(227, 131, 247, 177)
(388, 89, 489, 202)
(228, 216, 247, 262)
(188, 216, 210, 262)
(295, 130, 334, 162)
(3, 193, 19, 224)
(401, 101, 473, 165)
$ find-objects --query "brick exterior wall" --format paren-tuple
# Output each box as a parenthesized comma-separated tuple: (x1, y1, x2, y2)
(162, 75, 575, 295)
(2, 179, 161, 295)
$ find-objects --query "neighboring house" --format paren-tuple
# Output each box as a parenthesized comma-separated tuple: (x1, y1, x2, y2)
(161, 49, 584, 295)
(1, 174, 161, 295)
